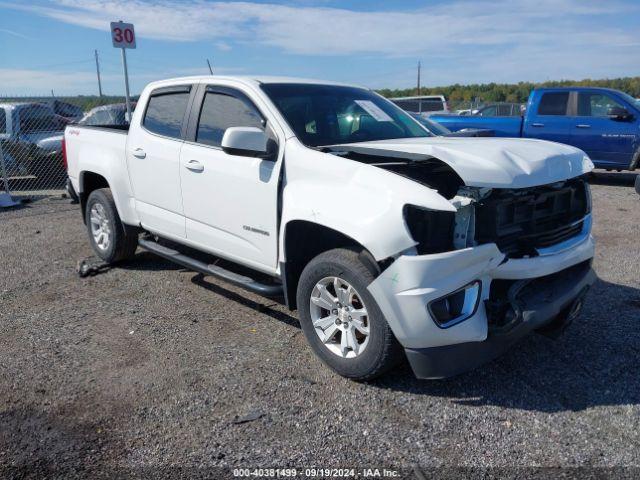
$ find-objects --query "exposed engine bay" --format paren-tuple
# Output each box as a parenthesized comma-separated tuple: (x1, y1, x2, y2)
(325, 147, 590, 258)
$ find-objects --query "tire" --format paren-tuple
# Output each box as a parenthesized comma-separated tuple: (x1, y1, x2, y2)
(85, 188, 138, 263)
(296, 248, 403, 381)
(635, 174, 640, 196)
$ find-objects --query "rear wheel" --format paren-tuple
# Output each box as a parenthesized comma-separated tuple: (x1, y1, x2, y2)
(296, 248, 403, 380)
(85, 188, 138, 263)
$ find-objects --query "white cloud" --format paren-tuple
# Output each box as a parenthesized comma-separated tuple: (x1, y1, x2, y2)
(215, 41, 232, 52)
(3, 0, 637, 55)
(0, 27, 31, 39)
(1, 0, 639, 89)
(0, 68, 98, 94)
(0, 65, 246, 95)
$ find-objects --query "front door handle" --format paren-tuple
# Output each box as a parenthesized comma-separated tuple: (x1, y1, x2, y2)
(576, 124, 591, 129)
(132, 148, 146, 159)
(531, 122, 545, 127)
(185, 159, 204, 172)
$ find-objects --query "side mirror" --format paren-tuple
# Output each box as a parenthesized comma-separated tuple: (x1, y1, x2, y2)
(221, 127, 270, 158)
(607, 106, 632, 121)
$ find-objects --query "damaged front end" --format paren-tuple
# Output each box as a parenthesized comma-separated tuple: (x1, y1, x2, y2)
(368, 163, 596, 378)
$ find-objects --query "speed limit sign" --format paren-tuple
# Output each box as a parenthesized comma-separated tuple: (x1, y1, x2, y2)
(110, 21, 136, 49)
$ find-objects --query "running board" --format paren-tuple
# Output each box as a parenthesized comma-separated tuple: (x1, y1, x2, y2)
(138, 238, 283, 297)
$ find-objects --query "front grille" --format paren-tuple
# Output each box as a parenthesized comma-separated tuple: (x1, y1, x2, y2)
(475, 178, 589, 257)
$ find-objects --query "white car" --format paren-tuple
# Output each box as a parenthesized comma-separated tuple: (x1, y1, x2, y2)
(390, 95, 449, 116)
(64, 76, 596, 380)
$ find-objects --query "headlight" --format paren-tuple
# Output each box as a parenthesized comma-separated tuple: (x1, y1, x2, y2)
(403, 205, 455, 255)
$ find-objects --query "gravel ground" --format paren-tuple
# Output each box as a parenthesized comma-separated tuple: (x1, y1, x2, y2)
(1, 172, 639, 479)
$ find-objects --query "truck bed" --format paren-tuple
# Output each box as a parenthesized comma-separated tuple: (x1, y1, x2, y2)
(65, 124, 129, 204)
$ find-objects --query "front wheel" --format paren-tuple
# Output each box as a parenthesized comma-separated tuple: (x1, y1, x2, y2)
(296, 248, 403, 381)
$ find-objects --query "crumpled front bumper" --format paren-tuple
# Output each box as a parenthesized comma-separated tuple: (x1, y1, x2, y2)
(367, 234, 596, 379)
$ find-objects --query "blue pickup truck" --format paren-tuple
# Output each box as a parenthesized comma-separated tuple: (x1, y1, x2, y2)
(432, 87, 640, 170)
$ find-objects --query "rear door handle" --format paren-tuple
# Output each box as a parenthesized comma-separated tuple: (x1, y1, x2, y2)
(576, 124, 591, 129)
(132, 148, 146, 159)
(185, 159, 204, 172)
(531, 123, 545, 127)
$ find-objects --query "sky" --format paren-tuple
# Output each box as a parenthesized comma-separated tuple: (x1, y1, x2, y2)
(1, 0, 639, 96)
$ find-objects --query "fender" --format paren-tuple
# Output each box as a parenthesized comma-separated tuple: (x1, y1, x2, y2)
(278, 140, 455, 263)
(71, 127, 140, 226)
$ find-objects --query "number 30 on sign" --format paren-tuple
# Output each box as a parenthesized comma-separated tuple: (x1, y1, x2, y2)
(110, 22, 136, 49)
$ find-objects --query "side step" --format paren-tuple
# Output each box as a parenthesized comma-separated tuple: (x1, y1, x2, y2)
(138, 238, 283, 297)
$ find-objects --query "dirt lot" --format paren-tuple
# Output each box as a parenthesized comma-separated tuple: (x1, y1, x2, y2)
(1, 172, 639, 479)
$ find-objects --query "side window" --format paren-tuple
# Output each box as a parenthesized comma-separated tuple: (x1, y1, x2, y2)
(420, 99, 444, 112)
(196, 91, 264, 147)
(393, 100, 419, 112)
(143, 90, 191, 139)
(537, 92, 569, 116)
(578, 93, 625, 117)
(0, 109, 6, 134)
(479, 105, 497, 116)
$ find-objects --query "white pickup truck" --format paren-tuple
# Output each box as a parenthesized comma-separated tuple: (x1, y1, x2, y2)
(65, 76, 596, 380)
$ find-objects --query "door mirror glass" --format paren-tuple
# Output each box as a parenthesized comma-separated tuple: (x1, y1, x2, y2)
(221, 126, 270, 158)
(607, 106, 632, 121)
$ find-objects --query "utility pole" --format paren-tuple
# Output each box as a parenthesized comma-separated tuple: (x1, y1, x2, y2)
(417, 60, 421, 97)
(95, 49, 103, 97)
(207, 58, 213, 75)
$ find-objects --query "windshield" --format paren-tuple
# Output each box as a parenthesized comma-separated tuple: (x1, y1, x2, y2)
(617, 91, 640, 110)
(411, 114, 451, 135)
(261, 83, 430, 147)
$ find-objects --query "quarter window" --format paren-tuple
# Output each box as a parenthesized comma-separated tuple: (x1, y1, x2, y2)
(143, 90, 191, 139)
(196, 91, 264, 147)
(0, 109, 6, 134)
(537, 92, 569, 115)
(578, 93, 625, 117)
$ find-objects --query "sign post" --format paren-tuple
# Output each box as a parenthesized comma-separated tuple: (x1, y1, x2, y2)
(110, 21, 136, 123)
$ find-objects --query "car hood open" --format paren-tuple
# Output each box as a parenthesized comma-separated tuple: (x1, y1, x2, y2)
(336, 137, 593, 188)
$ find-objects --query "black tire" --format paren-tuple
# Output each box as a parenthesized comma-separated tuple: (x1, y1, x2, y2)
(85, 188, 138, 263)
(635, 174, 640, 196)
(296, 248, 403, 381)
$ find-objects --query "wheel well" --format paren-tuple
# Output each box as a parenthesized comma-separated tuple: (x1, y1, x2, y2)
(79, 171, 109, 222)
(282, 220, 379, 310)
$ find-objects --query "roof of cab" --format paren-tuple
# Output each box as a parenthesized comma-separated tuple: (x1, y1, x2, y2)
(144, 75, 366, 90)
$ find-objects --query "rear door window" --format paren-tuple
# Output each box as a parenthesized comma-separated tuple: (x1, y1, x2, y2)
(537, 92, 569, 115)
(143, 89, 191, 139)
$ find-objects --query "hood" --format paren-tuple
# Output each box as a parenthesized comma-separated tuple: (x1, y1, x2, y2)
(336, 137, 594, 188)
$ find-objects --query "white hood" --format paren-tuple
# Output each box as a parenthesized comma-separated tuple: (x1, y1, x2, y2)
(338, 137, 594, 188)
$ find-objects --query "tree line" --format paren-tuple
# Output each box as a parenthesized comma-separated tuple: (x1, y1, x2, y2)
(377, 76, 640, 104)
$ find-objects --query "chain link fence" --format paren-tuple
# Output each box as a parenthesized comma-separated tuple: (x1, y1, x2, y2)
(0, 94, 126, 205)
